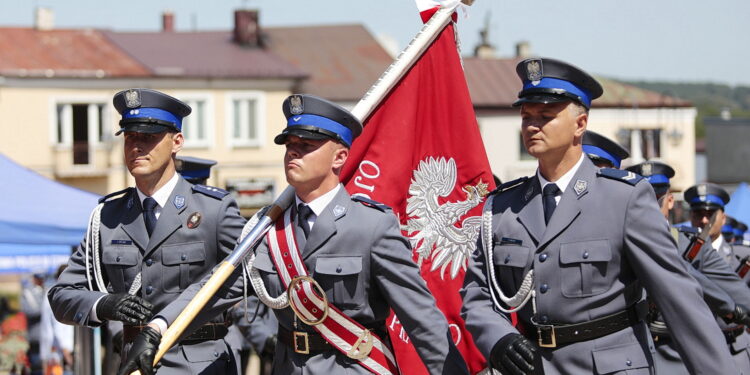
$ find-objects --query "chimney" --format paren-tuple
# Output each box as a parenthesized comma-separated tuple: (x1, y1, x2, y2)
(35, 7, 54, 31)
(516, 41, 531, 58)
(162, 11, 175, 32)
(233, 9, 260, 47)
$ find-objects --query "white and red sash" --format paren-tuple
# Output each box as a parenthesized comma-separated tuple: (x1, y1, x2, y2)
(266, 208, 399, 375)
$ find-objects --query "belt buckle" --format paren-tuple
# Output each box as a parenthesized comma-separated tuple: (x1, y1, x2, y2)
(536, 324, 557, 348)
(293, 331, 310, 354)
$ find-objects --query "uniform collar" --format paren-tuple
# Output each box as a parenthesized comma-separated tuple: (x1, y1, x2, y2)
(712, 233, 726, 252)
(295, 184, 342, 217)
(537, 153, 585, 194)
(136, 171, 179, 209)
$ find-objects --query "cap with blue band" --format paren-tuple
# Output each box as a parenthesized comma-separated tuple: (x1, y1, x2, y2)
(113, 88, 191, 135)
(276, 94, 363, 148)
(514, 57, 603, 109)
(684, 183, 730, 211)
(582, 130, 629, 168)
(522, 77, 593, 108)
(287, 114, 353, 147)
(122, 107, 183, 130)
(583, 145, 622, 168)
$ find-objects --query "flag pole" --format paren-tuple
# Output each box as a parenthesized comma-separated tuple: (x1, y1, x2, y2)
(131, 3, 468, 373)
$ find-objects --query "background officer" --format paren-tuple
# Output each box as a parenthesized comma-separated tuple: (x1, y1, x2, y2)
(628, 161, 750, 374)
(121, 93, 469, 375)
(582, 130, 629, 169)
(461, 57, 736, 375)
(48, 88, 246, 375)
(684, 182, 750, 372)
(176, 156, 217, 186)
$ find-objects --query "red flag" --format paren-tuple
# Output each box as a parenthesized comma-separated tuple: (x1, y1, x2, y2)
(341, 6, 493, 374)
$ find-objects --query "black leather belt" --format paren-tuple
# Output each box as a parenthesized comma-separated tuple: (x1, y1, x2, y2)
(123, 323, 229, 345)
(526, 301, 647, 349)
(278, 326, 332, 355)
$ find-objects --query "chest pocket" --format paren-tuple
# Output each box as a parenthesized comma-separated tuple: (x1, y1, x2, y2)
(559, 239, 612, 298)
(161, 242, 206, 293)
(314, 256, 364, 311)
(493, 244, 531, 296)
(101, 246, 139, 293)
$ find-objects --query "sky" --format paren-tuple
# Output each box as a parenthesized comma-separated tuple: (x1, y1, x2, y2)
(1, 0, 749, 86)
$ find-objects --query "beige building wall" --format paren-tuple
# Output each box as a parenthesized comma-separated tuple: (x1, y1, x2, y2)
(479, 107, 697, 192)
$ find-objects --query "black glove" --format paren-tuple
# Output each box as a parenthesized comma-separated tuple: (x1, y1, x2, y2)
(117, 326, 161, 375)
(490, 333, 536, 375)
(96, 294, 153, 325)
(732, 304, 750, 326)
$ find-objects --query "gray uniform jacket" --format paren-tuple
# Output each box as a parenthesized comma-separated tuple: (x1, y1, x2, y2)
(48, 177, 246, 374)
(461, 157, 737, 375)
(226, 295, 278, 354)
(158, 186, 469, 375)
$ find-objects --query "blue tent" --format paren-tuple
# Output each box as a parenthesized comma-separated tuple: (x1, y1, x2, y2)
(726, 182, 750, 228)
(0, 153, 99, 273)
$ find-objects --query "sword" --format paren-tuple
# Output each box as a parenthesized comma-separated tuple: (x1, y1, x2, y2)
(736, 256, 750, 278)
(682, 210, 718, 262)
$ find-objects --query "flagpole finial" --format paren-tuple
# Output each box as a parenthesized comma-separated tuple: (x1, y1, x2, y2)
(461, 0, 475, 5)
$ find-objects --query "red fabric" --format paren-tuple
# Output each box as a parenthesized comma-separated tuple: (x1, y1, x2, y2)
(341, 8, 493, 374)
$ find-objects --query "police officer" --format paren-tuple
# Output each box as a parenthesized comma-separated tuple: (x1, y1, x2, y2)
(582, 130, 629, 169)
(121, 94, 469, 375)
(48, 88, 246, 375)
(628, 161, 750, 374)
(724, 216, 739, 243)
(461, 57, 736, 375)
(685, 183, 750, 372)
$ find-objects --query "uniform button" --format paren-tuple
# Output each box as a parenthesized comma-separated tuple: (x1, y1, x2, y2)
(146, 285, 154, 295)
(116, 256, 121, 262)
(540, 284, 549, 293)
(213, 352, 219, 358)
(336, 266, 342, 273)
(626, 359, 632, 366)
(181, 254, 187, 261)
(504, 255, 511, 264)
(582, 251, 589, 259)
(539, 253, 548, 262)
(146, 259, 153, 266)
(539, 315, 549, 324)
(75, 313, 83, 321)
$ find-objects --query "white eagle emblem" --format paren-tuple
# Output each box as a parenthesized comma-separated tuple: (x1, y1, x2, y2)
(402, 157, 489, 280)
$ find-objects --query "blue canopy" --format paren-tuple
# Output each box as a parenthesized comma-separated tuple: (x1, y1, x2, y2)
(0, 153, 99, 272)
(726, 182, 750, 228)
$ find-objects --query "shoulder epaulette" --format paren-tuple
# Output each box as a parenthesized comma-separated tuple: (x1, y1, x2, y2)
(676, 226, 698, 234)
(192, 184, 230, 199)
(596, 168, 643, 186)
(98, 187, 133, 204)
(489, 176, 529, 196)
(352, 195, 390, 212)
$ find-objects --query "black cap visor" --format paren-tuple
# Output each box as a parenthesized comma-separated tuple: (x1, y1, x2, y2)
(116, 118, 178, 135)
(513, 93, 573, 108)
(689, 202, 724, 212)
(274, 125, 342, 145)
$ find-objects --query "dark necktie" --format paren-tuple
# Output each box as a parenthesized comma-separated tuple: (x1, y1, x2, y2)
(143, 197, 158, 236)
(542, 183, 560, 225)
(297, 203, 313, 238)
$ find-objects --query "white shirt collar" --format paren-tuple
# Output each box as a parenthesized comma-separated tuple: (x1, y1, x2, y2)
(712, 234, 726, 252)
(136, 172, 180, 211)
(537, 153, 586, 195)
(295, 184, 342, 218)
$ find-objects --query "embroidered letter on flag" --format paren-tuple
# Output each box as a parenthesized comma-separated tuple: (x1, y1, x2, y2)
(341, 3, 493, 374)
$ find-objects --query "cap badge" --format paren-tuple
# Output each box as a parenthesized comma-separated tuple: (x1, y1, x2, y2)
(290, 95, 304, 115)
(574, 180, 587, 196)
(187, 212, 202, 229)
(697, 184, 707, 196)
(125, 89, 141, 108)
(173, 195, 186, 209)
(641, 163, 653, 177)
(526, 59, 543, 86)
(333, 205, 346, 218)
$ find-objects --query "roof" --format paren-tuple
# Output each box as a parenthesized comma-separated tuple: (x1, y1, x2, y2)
(0, 27, 149, 78)
(103, 30, 308, 79)
(464, 57, 692, 109)
(264, 24, 393, 101)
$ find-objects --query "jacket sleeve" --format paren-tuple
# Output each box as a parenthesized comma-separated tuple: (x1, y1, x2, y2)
(371, 213, 469, 375)
(623, 180, 737, 374)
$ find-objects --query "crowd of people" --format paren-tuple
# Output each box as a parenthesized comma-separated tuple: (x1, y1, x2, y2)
(40, 56, 750, 375)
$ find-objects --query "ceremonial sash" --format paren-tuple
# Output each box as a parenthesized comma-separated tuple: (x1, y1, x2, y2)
(266, 209, 399, 375)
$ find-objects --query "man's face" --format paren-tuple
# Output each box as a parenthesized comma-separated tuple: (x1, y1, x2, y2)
(284, 135, 347, 189)
(657, 193, 674, 219)
(123, 131, 182, 179)
(520, 101, 585, 158)
(690, 207, 726, 238)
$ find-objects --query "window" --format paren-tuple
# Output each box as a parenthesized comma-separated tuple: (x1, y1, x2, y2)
(179, 94, 213, 148)
(54, 101, 107, 165)
(616, 128, 662, 160)
(226, 91, 265, 148)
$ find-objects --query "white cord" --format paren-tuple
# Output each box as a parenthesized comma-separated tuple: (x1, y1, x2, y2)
(481, 195, 534, 313)
(241, 210, 289, 309)
(84, 203, 107, 293)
